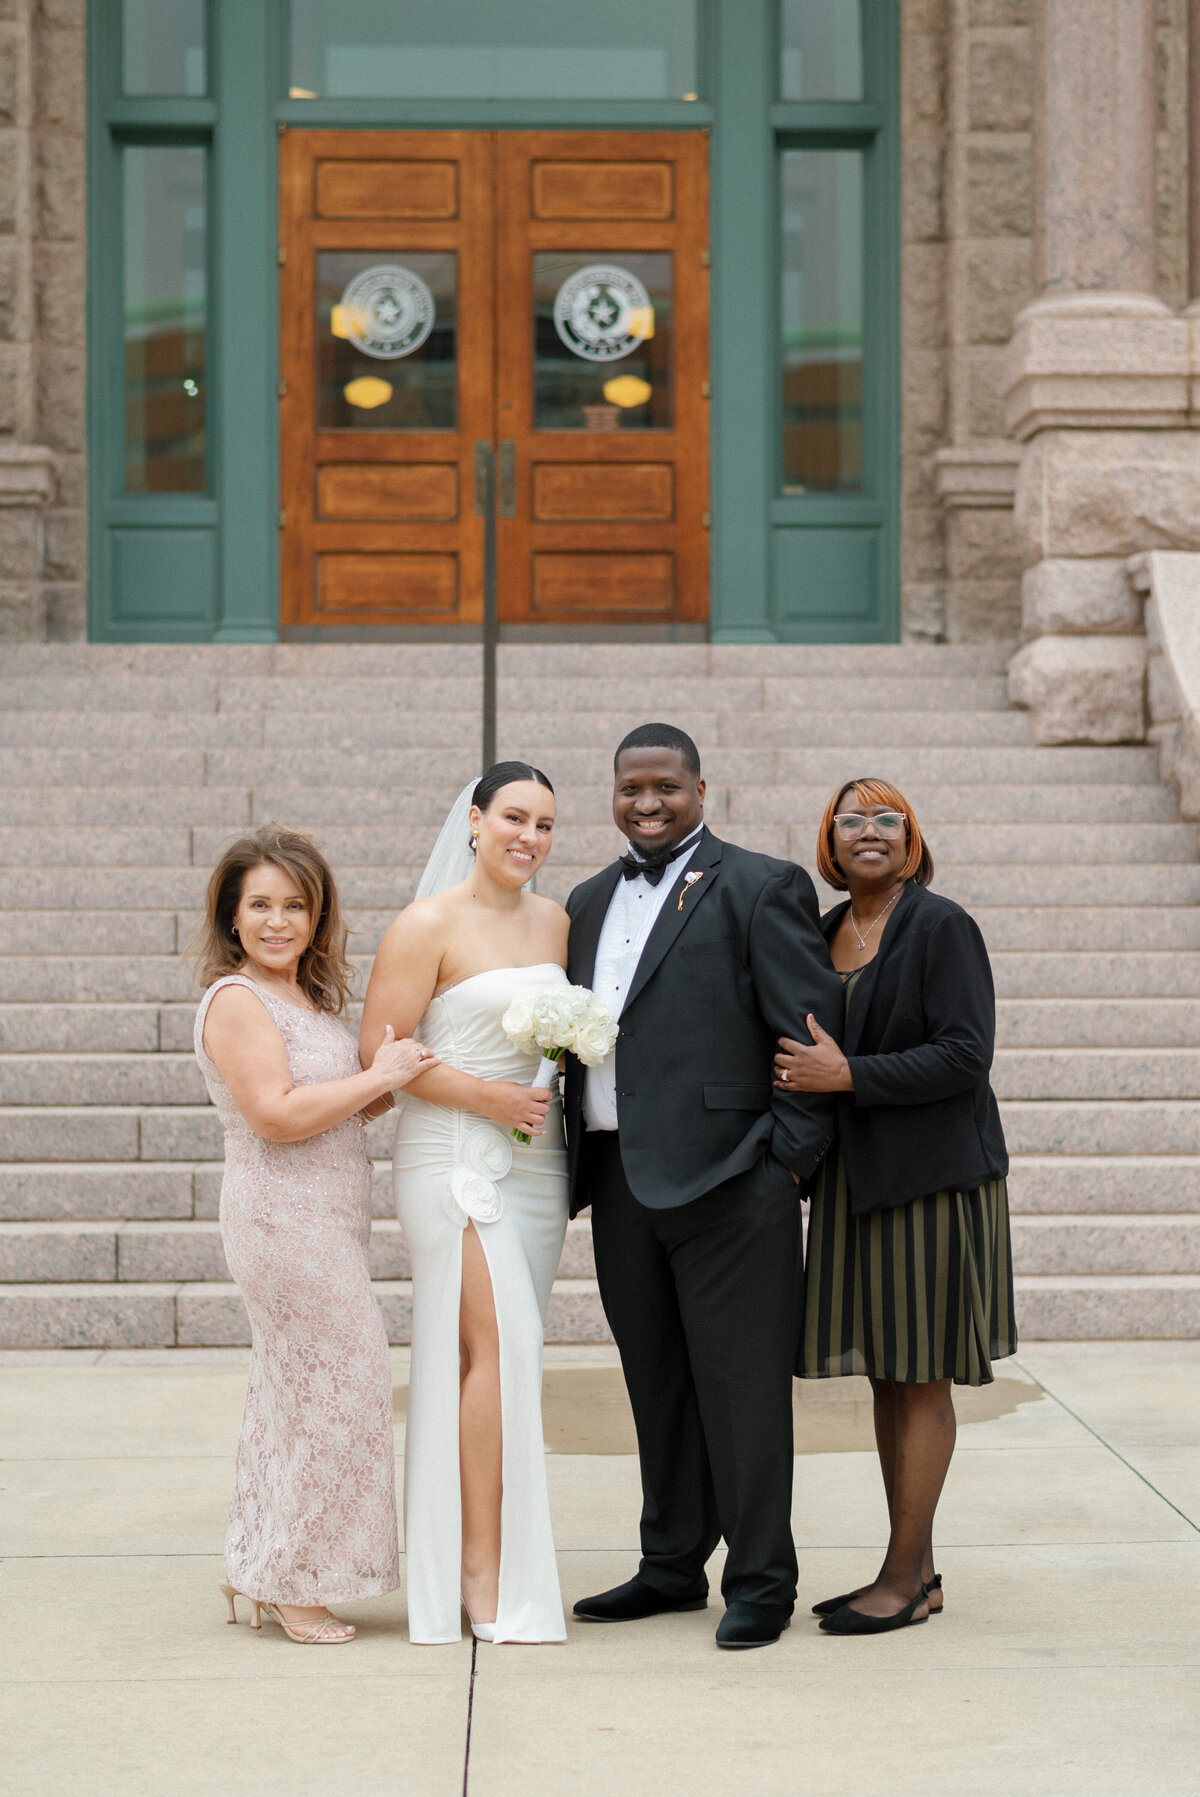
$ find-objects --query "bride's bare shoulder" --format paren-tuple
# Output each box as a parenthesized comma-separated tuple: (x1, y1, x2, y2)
(376, 890, 456, 958)
(524, 891, 570, 944)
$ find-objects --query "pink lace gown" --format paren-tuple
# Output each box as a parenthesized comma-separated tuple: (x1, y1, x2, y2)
(194, 975, 400, 1605)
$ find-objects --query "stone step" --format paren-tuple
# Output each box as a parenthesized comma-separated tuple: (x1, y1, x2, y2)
(2, 944, 1195, 1006)
(992, 1050, 1200, 1101)
(4, 860, 1200, 915)
(0, 1107, 222, 1162)
(8, 1098, 1200, 1170)
(0, 639, 1013, 678)
(995, 999, 1200, 1048)
(6, 743, 1159, 791)
(1006, 1156, 1200, 1212)
(0, 865, 410, 910)
(0, 1214, 598, 1283)
(1008, 1215, 1200, 1274)
(0, 1054, 207, 1107)
(11, 1213, 1200, 1285)
(1012, 1274, 1200, 1338)
(192, 820, 1200, 871)
(0, 1162, 201, 1220)
(5, 995, 1196, 1056)
(0, 710, 479, 750)
(1, 1270, 1194, 1346)
(0, 1277, 612, 1348)
(999, 1100, 1200, 1155)
(978, 909, 1200, 951)
(499, 675, 1013, 713)
(989, 952, 1200, 997)
(2, 914, 181, 957)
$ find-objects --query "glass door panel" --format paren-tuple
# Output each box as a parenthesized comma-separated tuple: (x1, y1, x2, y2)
(780, 147, 863, 494)
(533, 252, 672, 431)
(315, 251, 457, 430)
(123, 144, 207, 493)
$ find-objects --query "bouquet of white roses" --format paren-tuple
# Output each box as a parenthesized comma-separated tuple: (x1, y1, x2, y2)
(501, 984, 619, 1143)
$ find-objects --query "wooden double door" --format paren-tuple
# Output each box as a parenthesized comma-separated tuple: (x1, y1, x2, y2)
(279, 130, 709, 630)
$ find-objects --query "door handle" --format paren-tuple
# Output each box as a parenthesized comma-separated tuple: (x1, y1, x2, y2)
(474, 441, 494, 517)
(498, 440, 516, 518)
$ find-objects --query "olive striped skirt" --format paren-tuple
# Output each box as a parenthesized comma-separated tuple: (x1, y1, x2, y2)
(799, 1147, 1017, 1387)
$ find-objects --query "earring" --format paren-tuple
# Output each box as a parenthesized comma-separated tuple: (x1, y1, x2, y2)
(470, 835, 478, 851)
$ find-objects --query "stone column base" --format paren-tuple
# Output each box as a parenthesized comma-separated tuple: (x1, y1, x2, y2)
(0, 445, 58, 642)
(1007, 633, 1147, 744)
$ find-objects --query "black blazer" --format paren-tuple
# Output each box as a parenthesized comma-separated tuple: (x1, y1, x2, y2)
(824, 880, 1009, 1214)
(565, 827, 844, 1218)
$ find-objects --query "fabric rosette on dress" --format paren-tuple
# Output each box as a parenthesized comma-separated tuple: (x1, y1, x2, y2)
(442, 1123, 513, 1229)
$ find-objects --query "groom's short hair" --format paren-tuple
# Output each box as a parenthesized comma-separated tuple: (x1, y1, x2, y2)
(614, 723, 702, 777)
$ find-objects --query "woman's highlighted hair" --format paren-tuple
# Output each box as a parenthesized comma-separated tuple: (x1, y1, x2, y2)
(188, 821, 354, 1013)
(816, 778, 934, 893)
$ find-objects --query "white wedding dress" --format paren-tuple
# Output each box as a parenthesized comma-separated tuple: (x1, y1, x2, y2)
(392, 962, 569, 1644)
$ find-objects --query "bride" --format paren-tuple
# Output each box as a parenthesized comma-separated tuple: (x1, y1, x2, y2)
(360, 763, 570, 1645)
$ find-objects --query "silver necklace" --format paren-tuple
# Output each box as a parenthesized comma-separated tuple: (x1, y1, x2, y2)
(848, 884, 904, 952)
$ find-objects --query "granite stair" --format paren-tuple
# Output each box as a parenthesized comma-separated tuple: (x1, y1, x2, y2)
(1, 641, 1198, 1346)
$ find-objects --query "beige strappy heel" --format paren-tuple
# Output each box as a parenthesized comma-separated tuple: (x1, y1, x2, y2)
(219, 1582, 355, 1642)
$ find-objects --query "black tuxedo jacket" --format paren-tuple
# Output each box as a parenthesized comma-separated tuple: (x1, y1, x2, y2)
(564, 827, 844, 1218)
(822, 880, 1009, 1214)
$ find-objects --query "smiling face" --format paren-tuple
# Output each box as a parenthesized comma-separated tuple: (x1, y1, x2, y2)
(232, 861, 313, 980)
(612, 747, 705, 853)
(469, 780, 555, 889)
(831, 796, 910, 895)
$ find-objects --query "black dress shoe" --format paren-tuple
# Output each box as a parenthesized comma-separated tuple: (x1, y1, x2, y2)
(715, 1601, 793, 1650)
(573, 1577, 708, 1623)
(813, 1572, 942, 1618)
(818, 1585, 930, 1636)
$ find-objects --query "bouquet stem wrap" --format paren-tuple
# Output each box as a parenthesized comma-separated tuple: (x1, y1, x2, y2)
(512, 1053, 563, 1145)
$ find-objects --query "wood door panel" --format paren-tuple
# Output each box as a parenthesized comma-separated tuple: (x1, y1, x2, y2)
(282, 129, 706, 631)
(317, 552, 458, 616)
(530, 161, 674, 221)
(532, 553, 674, 615)
(496, 131, 709, 627)
(280, 130, 493, 627)
(532, 462, 674, 521)
(315, 159, 458, 220)
(317, 463, 459, 521)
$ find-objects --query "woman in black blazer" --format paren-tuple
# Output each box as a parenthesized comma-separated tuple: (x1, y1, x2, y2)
(774, 778, 1015, 1636)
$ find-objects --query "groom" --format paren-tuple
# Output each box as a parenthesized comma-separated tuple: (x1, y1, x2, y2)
(564, 723, 843, 1648)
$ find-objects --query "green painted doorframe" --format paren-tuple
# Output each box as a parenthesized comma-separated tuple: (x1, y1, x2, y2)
(87, 0, 898, 644)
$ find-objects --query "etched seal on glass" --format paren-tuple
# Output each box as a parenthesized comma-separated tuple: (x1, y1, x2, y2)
(339, 264, 436, 361)
(552, 263, 654, 364)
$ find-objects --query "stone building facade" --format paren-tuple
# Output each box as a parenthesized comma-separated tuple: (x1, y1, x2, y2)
(0, 1, 1197, 690)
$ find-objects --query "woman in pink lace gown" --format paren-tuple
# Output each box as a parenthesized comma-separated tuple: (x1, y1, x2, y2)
(192, 824, 434, 1644)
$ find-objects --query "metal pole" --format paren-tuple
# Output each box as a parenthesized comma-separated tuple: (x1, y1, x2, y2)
(475, 441, 498, 770)
(1190, 0, 1200, 302)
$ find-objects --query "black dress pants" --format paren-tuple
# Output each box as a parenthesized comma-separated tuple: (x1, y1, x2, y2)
(585, 1131, 801, 1610)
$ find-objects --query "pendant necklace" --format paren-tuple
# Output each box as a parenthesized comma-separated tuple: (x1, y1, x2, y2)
(848, 884, 903, 953)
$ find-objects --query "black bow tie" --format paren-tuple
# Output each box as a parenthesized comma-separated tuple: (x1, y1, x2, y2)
(619, 834, 700, 887)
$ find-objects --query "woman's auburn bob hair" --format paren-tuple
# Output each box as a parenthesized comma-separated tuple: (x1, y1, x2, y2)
(188, 821, 354, 1014)
(816, 777, 935, 893)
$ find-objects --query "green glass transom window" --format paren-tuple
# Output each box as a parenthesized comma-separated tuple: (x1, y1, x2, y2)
(122, 0, 206, 96)
(780, 0, 862, 102)
(123, 145, 207, 494)
(288, 0, 699, 100)
(780, 148, 863, 494)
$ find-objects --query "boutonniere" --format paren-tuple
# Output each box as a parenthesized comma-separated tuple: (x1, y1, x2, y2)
(678, 871, 704, 911)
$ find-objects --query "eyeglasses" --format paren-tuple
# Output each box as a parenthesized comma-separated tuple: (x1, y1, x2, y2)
(833, 811, 906, 841)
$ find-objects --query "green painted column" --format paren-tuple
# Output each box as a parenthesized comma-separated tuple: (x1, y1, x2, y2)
(709, 0, 775, 641)
(211, 2, 279, 641)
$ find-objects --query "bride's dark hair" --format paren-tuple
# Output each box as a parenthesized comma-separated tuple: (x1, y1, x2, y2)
(469, 763, 554, 849)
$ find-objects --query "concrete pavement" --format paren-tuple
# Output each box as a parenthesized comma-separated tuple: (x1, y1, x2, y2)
(3, 1342, 1199, 1796)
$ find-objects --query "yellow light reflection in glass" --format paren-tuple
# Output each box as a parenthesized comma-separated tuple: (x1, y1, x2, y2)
(626, 307, 655, 340)
(603, 375, 653, 409)
(330, 304, 347, 339)
(344, 376, 393, 409)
